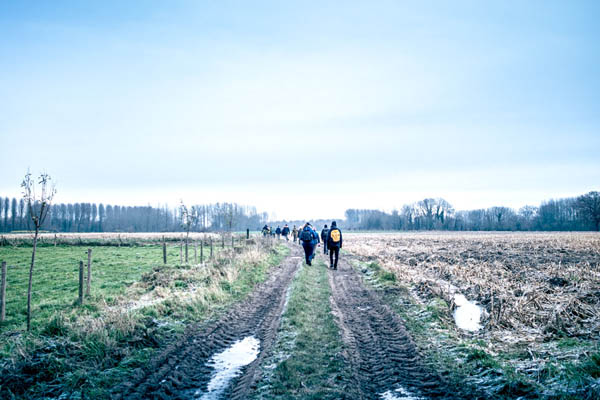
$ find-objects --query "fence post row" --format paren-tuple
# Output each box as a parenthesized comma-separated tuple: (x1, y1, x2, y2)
(78, 261, 84, 305)
(1, 261, 6, 322)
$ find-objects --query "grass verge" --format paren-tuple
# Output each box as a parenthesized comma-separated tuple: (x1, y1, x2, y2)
(0, 242, 288, 399)
(250, 258, 351, 400)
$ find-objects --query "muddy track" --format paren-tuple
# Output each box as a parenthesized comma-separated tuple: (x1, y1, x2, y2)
(325, 254, 457, 400)
(115, 245, 302, 400)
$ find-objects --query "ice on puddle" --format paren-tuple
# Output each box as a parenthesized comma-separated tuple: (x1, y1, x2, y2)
(453, 293, 483, 332)
(380, 386, 425, 400)
(191, 336, 260, 399)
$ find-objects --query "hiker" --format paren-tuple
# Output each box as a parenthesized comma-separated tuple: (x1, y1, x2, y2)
(299, 222, 319, 265)
(292, 225, 298, 242)
(327, 221, 343, 269)
(321, 224, 329, 255)
(262, 224, 269, 236)
(275, 226, 281, 239)
(281, 224, 290, 241)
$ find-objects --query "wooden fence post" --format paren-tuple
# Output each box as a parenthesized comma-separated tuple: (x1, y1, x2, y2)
(86, 248, 92, 296)
(179, 242, 183, 264)
(1, 262, 7, 322)
(210, 238, 214, 259)
(200, 241, 204, 264)
(78, 261, 84, 305)
(54, 234, 57, 247)
(221, 235, 225, 249)
(231, 235, 234, 248)
(162, 236, 167, 264)
(246, 229, 250, 239)
(194, 242, 198, 264)
(185, 239, 189, 263)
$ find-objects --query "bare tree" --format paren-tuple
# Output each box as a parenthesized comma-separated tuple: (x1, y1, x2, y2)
(576, 191, 600, 231)
(22, 171, 56, 331)
(180, 201, 199, 263)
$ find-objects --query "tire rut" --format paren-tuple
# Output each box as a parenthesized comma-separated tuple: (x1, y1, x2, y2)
(115, 245, 302, 400)
(325, 254, 456, 400)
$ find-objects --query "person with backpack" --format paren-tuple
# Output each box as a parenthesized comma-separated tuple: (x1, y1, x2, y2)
(320, 224, 329, 255)
(326, 221, 343, 269)
(275, 226, 281, 239)
(299, 222, 319, 265)
(281, 224, 290, 241)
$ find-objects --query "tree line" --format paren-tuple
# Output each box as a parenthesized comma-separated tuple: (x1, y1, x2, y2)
(344, 191, 600, 231)
(0, 198, 268, 233)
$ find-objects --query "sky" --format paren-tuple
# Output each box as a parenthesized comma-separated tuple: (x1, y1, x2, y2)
(1, 1, 599, 220)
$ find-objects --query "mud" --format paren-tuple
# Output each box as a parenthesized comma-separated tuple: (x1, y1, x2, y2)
(325, 253, 458, 400)
(115, 246, 303, 400)
(115, 242, 466, 399)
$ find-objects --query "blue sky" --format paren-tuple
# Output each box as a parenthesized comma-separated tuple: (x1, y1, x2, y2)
(1, 1, 599, 220)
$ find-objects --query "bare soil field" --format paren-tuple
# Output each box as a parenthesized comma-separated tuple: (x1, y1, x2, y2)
(344, 231, 600, 398)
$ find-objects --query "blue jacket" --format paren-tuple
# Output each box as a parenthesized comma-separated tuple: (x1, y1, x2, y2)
(300, 225, 320, 245)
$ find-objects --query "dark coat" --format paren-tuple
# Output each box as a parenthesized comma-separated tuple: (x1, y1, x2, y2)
(321, 228, 329, 241)
(300, 226, 319, 245)
(327, 227, 343, 248)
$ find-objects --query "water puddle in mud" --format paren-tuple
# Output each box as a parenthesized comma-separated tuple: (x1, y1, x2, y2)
(380, 386, 425, 400)
(453, 293, 483, 331)
(189, 336, 260, 399)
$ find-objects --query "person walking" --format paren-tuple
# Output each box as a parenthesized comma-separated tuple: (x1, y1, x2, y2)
(275, 226, 281, 239)
(327, 221, 343, 269)
(292, 225, 298, 242)
(281, 224, 290, 241)
(299, 222, 319, 265)
(262, 224, 269, 236)
(320, 224, 329, 255)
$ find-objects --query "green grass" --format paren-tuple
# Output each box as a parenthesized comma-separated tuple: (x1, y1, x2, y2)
(0, 244, 228, 332)
(0, 242, 288, 399)
(251, 259, 350, 400)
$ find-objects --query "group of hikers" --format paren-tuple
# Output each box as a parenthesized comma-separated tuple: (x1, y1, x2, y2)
(262, 221, 343, 269)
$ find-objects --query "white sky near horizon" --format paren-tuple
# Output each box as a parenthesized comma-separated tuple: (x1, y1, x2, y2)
(1, 1, 599, 221)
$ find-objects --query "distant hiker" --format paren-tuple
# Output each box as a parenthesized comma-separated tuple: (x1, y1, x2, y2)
(262, 225, 269, 237)
(281, 224, 290, 241)
(327, 221, 343, 269)
(321, 224, 329, 255)
(300, 222, 319, 265)
(275, 226, 281, 239)
(292, 225, 299, 242)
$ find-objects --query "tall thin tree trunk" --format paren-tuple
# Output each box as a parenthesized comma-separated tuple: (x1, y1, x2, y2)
(27, 227, 39, 331)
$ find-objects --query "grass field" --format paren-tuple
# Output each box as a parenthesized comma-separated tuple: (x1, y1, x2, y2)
(0, 237, 287, 399)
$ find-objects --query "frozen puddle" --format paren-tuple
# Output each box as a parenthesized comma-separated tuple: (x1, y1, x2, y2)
(380, 386, 425, 400)
(190, 336, 260, 399)
(453, 293, 483, 331)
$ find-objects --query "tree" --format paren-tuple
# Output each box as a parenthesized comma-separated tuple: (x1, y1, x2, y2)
(180, 202, 199, 263)
(576, 191, 600, 231)
(21, 171, 56, 331)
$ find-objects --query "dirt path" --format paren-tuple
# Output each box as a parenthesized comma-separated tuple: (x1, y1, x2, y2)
(325, 253, 454, 399)
(115, 245, 303, 400)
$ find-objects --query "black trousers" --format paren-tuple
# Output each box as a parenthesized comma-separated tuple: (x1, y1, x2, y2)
(329, 246, 340, 268)
(323, 241, 328, 254)
(302, 242, 315, 264)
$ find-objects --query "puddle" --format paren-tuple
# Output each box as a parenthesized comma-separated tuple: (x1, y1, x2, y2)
(453, 293, 483, 331)
(380, 386, 425, 400)
(190, 336, 260, 399)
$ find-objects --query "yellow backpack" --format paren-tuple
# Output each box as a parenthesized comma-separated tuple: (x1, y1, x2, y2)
(330, 229, 340, 243)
